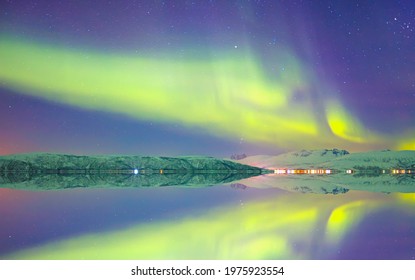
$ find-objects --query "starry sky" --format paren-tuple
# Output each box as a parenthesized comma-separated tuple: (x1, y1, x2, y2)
(0, 0, 414, 156)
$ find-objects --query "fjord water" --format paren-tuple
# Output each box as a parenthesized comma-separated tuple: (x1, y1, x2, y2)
(1, 176, 414, 260)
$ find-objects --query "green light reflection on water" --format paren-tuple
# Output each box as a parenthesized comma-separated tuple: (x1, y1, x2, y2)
(7, 191, 415, 259)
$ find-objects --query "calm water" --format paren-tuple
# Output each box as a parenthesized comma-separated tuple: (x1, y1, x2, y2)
(0, 177, 414, 259)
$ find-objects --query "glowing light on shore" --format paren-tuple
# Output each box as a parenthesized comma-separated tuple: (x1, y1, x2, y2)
(391, 169, 413, 174)
(272, 168, 415, 175)
(273, 169, 333, 175)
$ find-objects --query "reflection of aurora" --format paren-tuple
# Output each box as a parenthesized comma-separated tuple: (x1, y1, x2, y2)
(0, 36, 412, 150)
(7, 192, 415, 259)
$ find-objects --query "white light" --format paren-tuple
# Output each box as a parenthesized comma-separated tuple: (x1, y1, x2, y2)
(133, 169, 139, 175)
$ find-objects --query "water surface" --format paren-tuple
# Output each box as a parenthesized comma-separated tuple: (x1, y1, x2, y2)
(0, 177, 414, 259)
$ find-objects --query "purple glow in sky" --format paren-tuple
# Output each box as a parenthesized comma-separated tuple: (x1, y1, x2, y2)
(0, 0, 414, 156)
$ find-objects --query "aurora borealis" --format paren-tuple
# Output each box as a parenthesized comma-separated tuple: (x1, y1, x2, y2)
(1, 0, 414, 155)
(1, 0, 415, 262)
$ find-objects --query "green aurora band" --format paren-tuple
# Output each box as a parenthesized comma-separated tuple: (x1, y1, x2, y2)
(0, 36, 413, 150)
(6, 192, 415, 259)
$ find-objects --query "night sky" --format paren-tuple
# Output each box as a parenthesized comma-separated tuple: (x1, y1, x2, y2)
(1, 0, 414, 156)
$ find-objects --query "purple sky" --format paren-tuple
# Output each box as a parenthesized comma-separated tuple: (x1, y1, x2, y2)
(0, 0, 414, 156)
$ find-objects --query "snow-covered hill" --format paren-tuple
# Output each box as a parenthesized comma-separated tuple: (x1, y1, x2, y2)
(237, 149, 415, 171)
(233, 149, 415, 194)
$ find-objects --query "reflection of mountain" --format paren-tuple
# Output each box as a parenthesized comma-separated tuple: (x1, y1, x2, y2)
(232, 174, 351, 194)
(0, 153, 266, 190)
(236, 172, 415, 194)
(2, 150, 413, 193)
(235, 149, 415, 194)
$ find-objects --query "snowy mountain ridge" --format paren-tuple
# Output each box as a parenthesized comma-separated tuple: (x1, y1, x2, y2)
(233, 149, 415, 194)
(237, 149, 415, 171)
